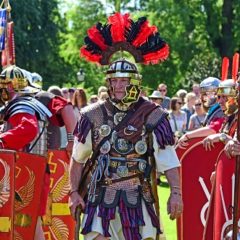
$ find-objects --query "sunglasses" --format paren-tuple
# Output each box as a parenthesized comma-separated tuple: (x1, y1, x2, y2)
(177, 102, 183, 105)
(159, 89, 166, 92)
(195, 103, 202, 106)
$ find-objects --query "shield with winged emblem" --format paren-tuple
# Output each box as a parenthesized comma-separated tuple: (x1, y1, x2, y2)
(176, 137, 224, 240)
(43, 150, 75, 240)
(14, 152, 47, 240)
(0, 150, 15, 240)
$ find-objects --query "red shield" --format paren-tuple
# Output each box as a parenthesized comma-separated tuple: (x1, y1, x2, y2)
(204, 150, 240, 239)
(0, 150, 15, 240)
(43, 150, 75, 240)
(14, 152, 47, 240)
(176, 138, 224, 240)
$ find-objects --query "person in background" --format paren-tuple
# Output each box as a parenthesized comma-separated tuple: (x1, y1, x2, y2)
(98, 86, 108, 97)
(89, 94, 98, 104)
(149, 90, 164, 106)
(98, 91, 109, 102)
(192, 83, 201, 99)
(188, 99, 206, 131)
(98, 85, 109, 102)
(72, 88, 88, 119)
(176, 89, 188, 105)
(68, 87, 76, 103)
(61, 87, 69, 100)
(169, 97, 187, 142)
(181, 92, 196, 130)
(47, 86, 62, 96)
(157, 83, 171, 110)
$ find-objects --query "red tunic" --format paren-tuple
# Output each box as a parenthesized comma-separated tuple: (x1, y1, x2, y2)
(0, 113, 38, 150)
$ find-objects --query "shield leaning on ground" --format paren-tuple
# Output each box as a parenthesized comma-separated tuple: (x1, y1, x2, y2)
(14, 152, 47, 240)
(0, 150, 15, 240)
(176, 137, 224, 240)
(43, 149, 75, 240)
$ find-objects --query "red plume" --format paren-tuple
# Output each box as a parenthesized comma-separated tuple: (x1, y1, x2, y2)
(221, 57, 229, 80)
(87, 26, 108, 50)
(232, 53, 239, 81)
(108, 12, 130, 42)
(132, 21, 157, 47)
(80, 47, 101, 63)
(143, 44, 169, 65)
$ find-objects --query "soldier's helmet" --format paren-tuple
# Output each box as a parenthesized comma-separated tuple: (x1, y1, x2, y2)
(200, 77, 221, 93)
(217, 79, 236, 97)
(0, 65, 41, 97)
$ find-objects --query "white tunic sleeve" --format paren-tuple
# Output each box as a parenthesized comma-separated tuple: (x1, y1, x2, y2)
(71, 130, 92, 163)
(152, 132, 180, 172)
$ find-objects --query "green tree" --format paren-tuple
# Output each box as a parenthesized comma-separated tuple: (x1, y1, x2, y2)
(10, 0, 70, 89)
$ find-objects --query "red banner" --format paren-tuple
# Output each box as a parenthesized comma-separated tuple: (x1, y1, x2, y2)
(176, 137, 224, 240)
(204, 150, 240, 239)
(2, 21, 15, 67)
(0, 150, 15, 240)
(43, 150, 75, 240)
(14, 152, 47, 240)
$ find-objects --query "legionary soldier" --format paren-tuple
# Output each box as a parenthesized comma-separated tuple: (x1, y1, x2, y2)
(0, 65, 52, 239)
(0, 65, 76, 240)
(177, 76, 225, 148)
(69, 12, 183, 240)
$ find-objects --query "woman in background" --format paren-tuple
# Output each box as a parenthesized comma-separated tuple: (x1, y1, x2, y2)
(169, 97, 187, 142)
(188, 99, 206, 130)
(72, 88, 88, 119)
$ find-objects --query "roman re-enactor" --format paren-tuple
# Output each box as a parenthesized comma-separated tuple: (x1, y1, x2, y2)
(69, 12, 183, 240)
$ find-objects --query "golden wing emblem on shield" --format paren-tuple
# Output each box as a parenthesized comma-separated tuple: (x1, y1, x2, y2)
(0, 158, 10, 208)
(51, 160, 70, 202)
(49, 217, 69, 240)
(15, 167, 35, 212)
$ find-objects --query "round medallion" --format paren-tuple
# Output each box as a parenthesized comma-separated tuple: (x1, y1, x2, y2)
(116, 165, 129, 177)
(138, 161, 147, 172)
(114, 112, 126, 125)
(135, 140, 147, 155)
(113, 138, 133, 155)
(100, 140, 111, 154)
(99, 124, 111, 137)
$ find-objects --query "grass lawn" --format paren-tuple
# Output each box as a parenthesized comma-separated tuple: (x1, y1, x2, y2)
(79, 178, 177, 240)
(158, 179, 177, 240)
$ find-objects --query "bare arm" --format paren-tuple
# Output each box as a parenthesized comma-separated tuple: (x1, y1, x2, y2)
(60, 104, 77, 154)
(177, 126, 216, 149)
(69, 158, 85, 219)
(165, 167, 183, 220)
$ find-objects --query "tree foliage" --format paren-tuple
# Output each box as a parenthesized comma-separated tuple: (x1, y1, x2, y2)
(7, 0, 240, 96)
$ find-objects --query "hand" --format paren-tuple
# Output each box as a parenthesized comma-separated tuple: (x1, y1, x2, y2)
(176, 134, 189, 149)
(224, 140, 240, 159)
(202, 135, 218, 151)
(167, 191, 183, 220)
(68, 192, 85, 220)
